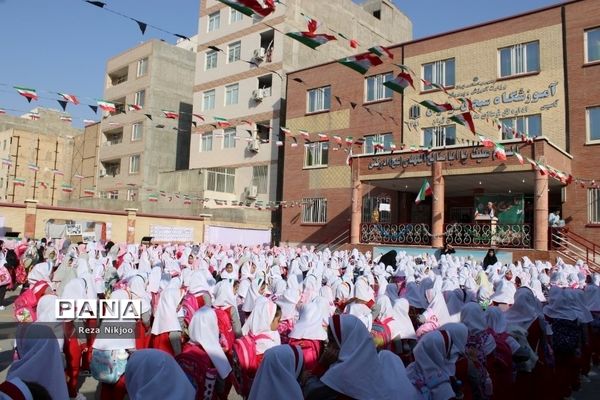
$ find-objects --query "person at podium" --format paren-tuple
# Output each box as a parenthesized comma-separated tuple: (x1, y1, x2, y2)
(474, 201, 496, 219)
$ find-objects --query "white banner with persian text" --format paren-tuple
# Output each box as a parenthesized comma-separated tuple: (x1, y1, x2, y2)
(150, 225, 194, 242)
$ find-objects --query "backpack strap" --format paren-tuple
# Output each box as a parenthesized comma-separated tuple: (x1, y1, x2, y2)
(380, 317, 394, 325)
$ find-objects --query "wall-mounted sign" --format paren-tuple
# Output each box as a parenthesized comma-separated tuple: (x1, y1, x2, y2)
(66, 224, 82, 236)
(366, 144, 520, 171)
(150, 225, 194, 242)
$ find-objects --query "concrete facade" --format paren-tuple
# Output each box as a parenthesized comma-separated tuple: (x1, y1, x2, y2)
(191, 0, 412, 233)
(96, 40, 196, 202)
(281, 1, 597, 250)
(70, 122, 101, 199)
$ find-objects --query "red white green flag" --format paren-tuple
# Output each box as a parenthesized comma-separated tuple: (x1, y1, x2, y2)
(286, 32, 337, 50)
(368, 46, 394, 60)
(419, 100, 454, 113)
(14, 87, 38, 102)
(338, 53, 383, 74)
(450, 112, 477, 134)
(514, 151, 524, 165)
(318, 133, 329, 141)
(345, 137, 353, 146)
(84, 188, 95, 196)
(536, 162, 548, 175)
(58, 93, 80, 105)
(217, 0, 276, 18)
(299, 130, 310, 139)
(333, 135, 342, 144)
(183, 198, 192, 205)
(61, 184, 74, 193)
(494, 143, 507, 161)
(27, 163, 39, 172)
(163, 110, 179, 119)
(478, 135, 494, 148)
(129, 104, 143, 111)
(281, 127, 291, 136)
(148, 194, 159, 202)
(415, 179, 433, 204)
(51, 169, 64, 176)
(383, 71, 415, 93)
(13, 178, 26, 187)
(60, 116, 72, 122)
(97, 100, 116, 113)
(213, 116, 231, 128)
(2, 158, 13, 167)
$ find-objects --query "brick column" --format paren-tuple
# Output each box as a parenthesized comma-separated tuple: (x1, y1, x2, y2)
(125, 208, 138, 245)
(534, 171, 549, 251)
(431, 162, 445, 248)
(350, 178, 363, 245)
(24, 199, 38, 239)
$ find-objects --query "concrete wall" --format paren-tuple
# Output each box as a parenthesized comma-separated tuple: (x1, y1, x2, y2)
(71, 123, 101, 199)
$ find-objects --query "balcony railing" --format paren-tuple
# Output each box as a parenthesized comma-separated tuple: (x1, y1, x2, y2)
(360, 223, 431, 245)
(444, 223, 532, 248)
(103, 139, 122, 146)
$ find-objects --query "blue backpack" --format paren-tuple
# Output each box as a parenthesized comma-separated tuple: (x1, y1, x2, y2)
(91, 349, 128, 384)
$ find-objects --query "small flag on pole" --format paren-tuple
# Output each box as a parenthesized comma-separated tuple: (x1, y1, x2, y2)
(2, 158, 13, 167)
(14, 87, 38, 102)
(415, 179, 433, 204)
(148, 194, 159, 202)
(97, 100, 116, 113)
(493, 143, 507, 161)
(13, 178, 26, 187)
(27, 163, 40, 172)
(84, 188, 95, 196)
(74, 174, 84, 180)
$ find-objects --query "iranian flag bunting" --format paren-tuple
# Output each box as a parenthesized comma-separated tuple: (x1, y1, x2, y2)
(415, 179, 433, 204)
(74, 174, 84, 180)
(13, 178, 25, 187)
(61, 184, 74, 193)
(536, 162, 548, 175)
(184, 198, 192, 205)
(83, 119, 97, 126)
(51, 169, 64, 176)
(148, 194, 159, 202)
(2, 158, 13, 167)
(299, 130, 310, 139)
(286, 32, 337, 50)
(383, 71, 415, 93)
(213, 116, 231, 128)
(450, 112, 477, 134)
(27, 163, 39, 172)
(514, 151, 524, 165)
(60, 116, 72, 122)
(84, 188, 95, 196)
(217, 0, 276, 18)
(318, 133, 329, 141)
(128, 104, 143, 111)
(478, 135, 494, 148)
(97, 100, 116, 113)
(280, 127, 291, 136)
(390, 143, 397, 150)
(14, 87, 38, 102)
(163, 110, 179, 119)
(493, 143, 507, 161)
(419, 100, 454, 113)
(338, 53, 383, 74)
(368, 45, 394, 60)
(345, 137, 353, 145)
(333, 135, 342, 144)
(58, 93, 80, 105)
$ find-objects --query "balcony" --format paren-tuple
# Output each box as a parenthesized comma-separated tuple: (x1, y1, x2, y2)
(360, 223, 432, 245)
(444, 223, 532, 249)
(100, 159, 121, 178)
(108, 67, 128, 87)
(103, 128, 123, 147)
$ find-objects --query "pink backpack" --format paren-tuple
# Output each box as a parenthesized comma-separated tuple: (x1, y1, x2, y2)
(0, 266, 12, 287)
(289, 338, 322, 373)
(214, 306, 235, 354)
(176, 344, 218, 400)
(181, 293, 199, 327)
(415, 315, 440, 338)
(14, 281, 49, 322)
(231, 333, 269, 397)
(371, 317, 393, 350)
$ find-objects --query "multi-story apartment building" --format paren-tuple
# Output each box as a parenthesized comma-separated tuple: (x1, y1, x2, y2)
(191, 0, 412, 229)
(281, 0, 600, 262)
(0, 108, 81, 206)
(96, 39, 196, 205)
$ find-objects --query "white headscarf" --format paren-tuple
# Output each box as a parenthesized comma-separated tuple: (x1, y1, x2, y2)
(128, 275, 151, 314)
(460, 303, 496, 356)
(248, 344, 304, 400)
(321, 314, 390, 400)
(489, 279, 516, 305)
(27, 262, 52, 285)
(125, 349, 195, 400)
(8, 324, 69, 400)
(213, 280, 237, 308)
(188, 306, 232, 379)
(376, 296, 405, 340)
(392, 298, 417, 340)
(151, 288, 183, 335)
(505, 287, 543, 330)
(93, 289, 137, 351)
(35, 294, 64, 350)
(241, 297, 281, 354)
(344, 302, 373, 331)
(289, 302, 327, 341)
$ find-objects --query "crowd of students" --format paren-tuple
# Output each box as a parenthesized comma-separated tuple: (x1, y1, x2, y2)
(0, 238, 599, 400)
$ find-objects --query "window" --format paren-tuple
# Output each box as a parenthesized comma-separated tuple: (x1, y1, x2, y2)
(208, 11, 220, 32)
(366, 73, 393, 102)
(252, 165, 268, 193)
(302, 198, 327, 224)
(230, 8, 243, 23)
(500, 114, 542, 139)
(256, 122, 270, 143)
(134, 90, 145, 108)
(304, 142, 329, 168)
(422, 58, 455, 90)
(206, 167, 235, 193)
(409, 105, 421, 119)
(100, 191, 119, 200)
(205, 50, 218, 70)
(499, 41, 540, 78)
(131, 122, 143, 141)
(223, 128, 236, 149)
(203, 89, 215, 111)
(228, 41, 241, 63)
(127, 189, 138, 201)
(307, 86, 331, 113)
(201, 132, 213, 152)
(364, 133, 393, 154)
(136, 58, 148, 77)
(362, 196, 391, 223)
(589, 188, 600, 224)
(423, 125, 456, 147)
(225, 83, 239, 106)
(586, 28, 600, 63)
(587, 106, 600, 143)
(129, 155, 140, 174)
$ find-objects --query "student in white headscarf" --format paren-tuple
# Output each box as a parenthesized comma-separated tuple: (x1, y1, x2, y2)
(35, 294, 64, 350)
(125, 349, 195, 400)
(241, 297, 282, 356)
(8, 324, 69, 400)
(304, 314, 394, 400)
(177, 306, 232, 400)
(288, 302, 326, 373)
(212, 280, 243, 350)
(150, 287, 184, 356)
(275, 287, 300, 344)
(248, 344, 304, 400)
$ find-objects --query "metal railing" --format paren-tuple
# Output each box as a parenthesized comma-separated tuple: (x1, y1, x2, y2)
(360, 223, 431, 245)
(550, 227, 600, 272)
(444, 223, 532, 248)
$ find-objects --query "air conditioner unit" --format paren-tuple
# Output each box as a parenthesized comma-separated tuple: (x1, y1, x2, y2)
(249, 140, 260, 152)
(253, 48, 266, 61)
(246, 185, 258, 199)
(252, 89, 264, 102)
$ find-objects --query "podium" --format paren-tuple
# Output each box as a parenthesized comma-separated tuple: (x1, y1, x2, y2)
(474, 215, 499, 245)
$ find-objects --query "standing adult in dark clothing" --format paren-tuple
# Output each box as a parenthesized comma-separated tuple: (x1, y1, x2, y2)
(482, 248, 498, 270)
